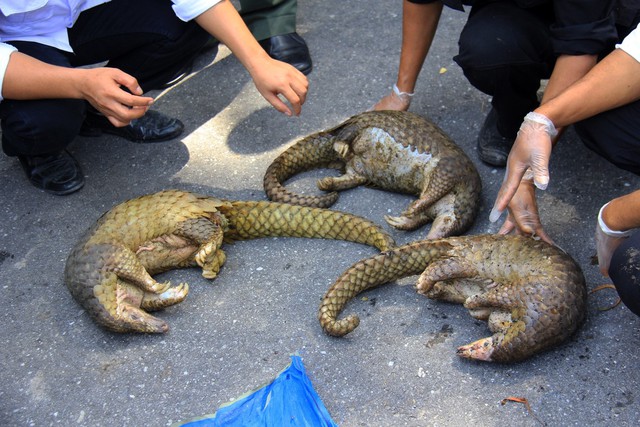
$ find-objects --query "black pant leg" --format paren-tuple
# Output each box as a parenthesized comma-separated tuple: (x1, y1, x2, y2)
(454, 2, 555, 138)
(609, 231, 640, 316)
(0, 42, 85, 157)
(68, 0, 213, 91)
(574, 100, 640, 176)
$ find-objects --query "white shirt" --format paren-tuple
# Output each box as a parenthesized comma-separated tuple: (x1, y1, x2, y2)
(0, 0, 221, 100)
(618, 24, 640, 63)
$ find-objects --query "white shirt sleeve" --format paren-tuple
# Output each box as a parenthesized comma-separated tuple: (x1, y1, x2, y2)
(0, 42, 18, 101)
(172, 0, 222, 22)
(617, 25, 640, 63)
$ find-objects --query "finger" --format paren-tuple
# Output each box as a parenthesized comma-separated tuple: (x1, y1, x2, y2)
(530, 158, 550, 190)
(291, 79, 308, 106)
(533, 225, 554, 245)
(112, 70, 144, 96)
(116, 94, 154, 110)
(497, 216, 515, 235)
(263, 92, 292, 116)
(279, 87, 303, 116)
(489, 164, 526, 223)
(100, 97, 148, 125)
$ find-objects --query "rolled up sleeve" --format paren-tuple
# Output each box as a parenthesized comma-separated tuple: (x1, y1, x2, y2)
(618, 25, 640, 63)
(550, 2, 618, 56)
(0, 42, 17, 101)
(172, 0, 223, 22)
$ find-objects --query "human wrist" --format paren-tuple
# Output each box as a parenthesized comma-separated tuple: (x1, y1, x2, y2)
(524, 111, 558, 138)
(392, 83, 414, 104)
(598, 202, 634, 238)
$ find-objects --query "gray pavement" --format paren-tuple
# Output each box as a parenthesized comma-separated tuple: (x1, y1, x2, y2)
(2, 2, 640, 426)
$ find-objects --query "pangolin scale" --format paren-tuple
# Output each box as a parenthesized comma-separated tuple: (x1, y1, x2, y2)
(264, 110, 482, 239)
(64, 190, 395, 333)
(318, 235, 587, 363)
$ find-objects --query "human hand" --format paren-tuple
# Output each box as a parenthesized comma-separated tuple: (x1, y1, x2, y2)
(250, 57, 308, 116)
(78, 67, 154, 127)
(494, 174, 553, 244)
(596, 202, 632, 276)
(490, 112, 557, 223)
(370, 84, 413, 111)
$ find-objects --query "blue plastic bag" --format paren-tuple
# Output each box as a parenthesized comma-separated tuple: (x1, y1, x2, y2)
(175, 355, 338, 426)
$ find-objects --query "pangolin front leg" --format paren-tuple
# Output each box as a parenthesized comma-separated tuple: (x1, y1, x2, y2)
(317, 171, 368, 192)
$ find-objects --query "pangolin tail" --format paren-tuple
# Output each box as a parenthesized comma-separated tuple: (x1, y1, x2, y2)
(318, 240, 452, 336)
(263, 133, 342, 208)
(220, 200, 396, 252)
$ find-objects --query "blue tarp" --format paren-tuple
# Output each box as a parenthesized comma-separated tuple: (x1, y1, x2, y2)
(175, 355, 338, 427)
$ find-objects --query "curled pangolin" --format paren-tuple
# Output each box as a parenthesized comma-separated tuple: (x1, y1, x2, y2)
(64, 190, 395, 333)
(318, 235, 587, 363)
(264, 110, 482, 239)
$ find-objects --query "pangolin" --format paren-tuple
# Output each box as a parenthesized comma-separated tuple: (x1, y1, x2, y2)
(263, 110, 482, 239)
(64, 190, 395, 333)
(318, 235, 587, 363)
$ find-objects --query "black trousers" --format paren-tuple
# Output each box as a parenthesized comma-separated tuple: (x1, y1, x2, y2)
(454, 1, 640, 174)
(453, 1, 556, 139)
(575, 101, 640, 176)
(0, 0, 211, 157)
(609, 231, 640, 316)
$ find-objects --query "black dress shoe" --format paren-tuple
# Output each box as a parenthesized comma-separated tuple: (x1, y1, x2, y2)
(477, 108, 515, 167)
(259, 32, 312, 75)
(80, 110, 184, 143)
(18, 150, 84, 195)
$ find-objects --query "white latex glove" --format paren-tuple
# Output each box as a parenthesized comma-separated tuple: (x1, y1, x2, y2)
(596, 202, 632, 276)
(490, 112, 558, 223)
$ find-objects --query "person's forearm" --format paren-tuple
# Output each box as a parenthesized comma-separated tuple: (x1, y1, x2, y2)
(395, 0, 443, 93)
(537, 49, 640, 128)
(540, 54, 597, 105)
(602, 190, 640, 232)
(2, 51, 89, 100)
(194, 0, 270, 76)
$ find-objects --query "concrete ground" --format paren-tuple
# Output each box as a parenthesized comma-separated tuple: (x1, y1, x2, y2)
(1, 2, 639, 426)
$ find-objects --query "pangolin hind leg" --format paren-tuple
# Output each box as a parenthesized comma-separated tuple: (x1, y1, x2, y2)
(384, 207, 433, 233)
(384, 178, 455, 234)
(171, 216, 228, 279)
(102, 244, 172, 294)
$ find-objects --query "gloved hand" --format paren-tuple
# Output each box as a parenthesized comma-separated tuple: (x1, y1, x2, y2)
(490, 112, 558, 223)
(596, 202, 632, 276)
(370, 84, 413, 111)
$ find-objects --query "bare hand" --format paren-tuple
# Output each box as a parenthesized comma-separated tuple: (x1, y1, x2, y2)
(371, 87, 412, 111)
(250, 58, 308, 116)
(78, 68, 154, 126)
(496, 178, 553, 244)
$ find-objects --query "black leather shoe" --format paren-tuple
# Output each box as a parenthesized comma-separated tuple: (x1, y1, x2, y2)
(80, 110, 184, 143)
(259, 32, 312, 75)
(18, 150, 84, 195)
(477, 108, 514, 167)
